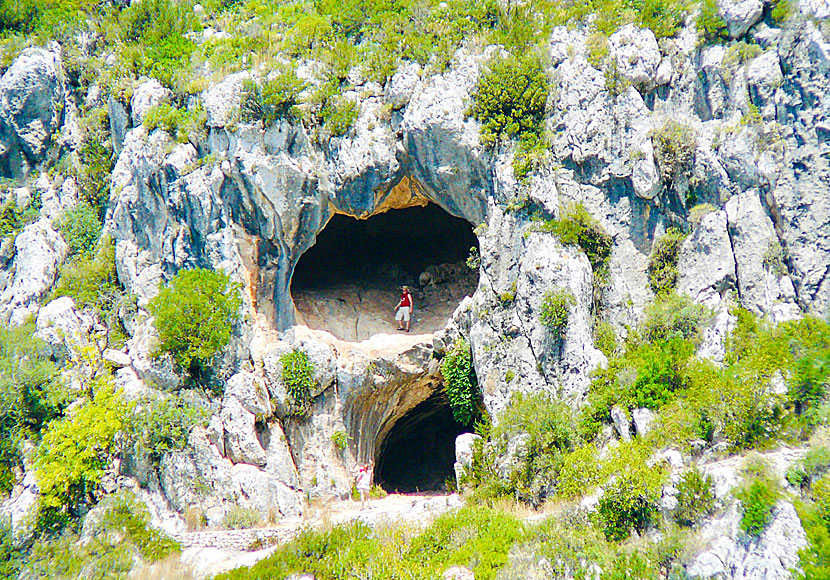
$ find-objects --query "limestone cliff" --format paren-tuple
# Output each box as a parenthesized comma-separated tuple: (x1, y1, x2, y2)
(0, 1, 828, 577)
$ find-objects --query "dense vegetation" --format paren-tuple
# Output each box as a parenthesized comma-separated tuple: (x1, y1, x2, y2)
(148, 267, 242, 376)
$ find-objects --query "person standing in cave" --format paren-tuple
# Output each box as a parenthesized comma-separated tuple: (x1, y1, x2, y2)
(356, 460, 374, 509)
(394, 285, 414, 332)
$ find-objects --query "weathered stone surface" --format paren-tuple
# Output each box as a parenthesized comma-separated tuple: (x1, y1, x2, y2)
(225, 371, 271, 418)
(130, 79, 172, 126)
(611, 405, 631, 441)
(0, 46, 64, 178)
(203, 73, 245, 128)
(677, 210, 736, 306)
(221, 396, 267, 467)
(719, 0, 764, 38)
(725, 191, 779, 316)
(0, 219, 68, 325)
(632, 408, 654, 437)
(609, 24, 661, 90)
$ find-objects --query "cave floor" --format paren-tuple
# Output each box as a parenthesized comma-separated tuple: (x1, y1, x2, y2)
(292, 275, 476, 342)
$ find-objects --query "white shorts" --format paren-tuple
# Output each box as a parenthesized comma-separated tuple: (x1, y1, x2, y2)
(396, 306, 410, 322)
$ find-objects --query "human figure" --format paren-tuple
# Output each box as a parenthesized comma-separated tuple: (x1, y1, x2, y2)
(394, 286, 414, 332)
(356, 460, 374, 509)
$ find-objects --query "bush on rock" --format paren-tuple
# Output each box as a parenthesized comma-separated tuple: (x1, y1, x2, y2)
(148, 267, 242, 376)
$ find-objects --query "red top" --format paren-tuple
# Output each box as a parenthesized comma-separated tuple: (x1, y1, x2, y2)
(400, 292, 412, 307)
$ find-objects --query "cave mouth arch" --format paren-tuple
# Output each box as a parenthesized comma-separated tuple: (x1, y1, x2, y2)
(375, 391, 471, 494)
(291, 203, 479, 341)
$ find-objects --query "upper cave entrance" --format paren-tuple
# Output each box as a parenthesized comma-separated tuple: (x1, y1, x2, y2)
(375, 391, 470, 494)
(291, 203, 479, 341)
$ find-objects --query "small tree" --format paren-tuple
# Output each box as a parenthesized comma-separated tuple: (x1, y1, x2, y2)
(148, 268, 242, 374)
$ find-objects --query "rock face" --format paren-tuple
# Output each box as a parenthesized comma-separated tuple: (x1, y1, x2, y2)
(0, 219, 68, 325)
(0, 4, 828, 574)
(0, 46, 64, 179)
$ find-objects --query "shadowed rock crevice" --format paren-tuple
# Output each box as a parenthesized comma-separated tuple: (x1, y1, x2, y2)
(374, 391, 468, 494)
(291, 204, 479, 341)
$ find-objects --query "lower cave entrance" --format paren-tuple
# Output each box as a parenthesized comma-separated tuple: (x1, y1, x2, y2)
(291, 203, 479, 341)
(375, 391, 470, 494)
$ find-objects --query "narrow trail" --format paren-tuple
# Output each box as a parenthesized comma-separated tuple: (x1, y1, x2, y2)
(174, 493, 462, 579)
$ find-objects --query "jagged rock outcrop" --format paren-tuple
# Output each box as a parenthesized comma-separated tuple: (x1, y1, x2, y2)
(0, 46, 64, 179)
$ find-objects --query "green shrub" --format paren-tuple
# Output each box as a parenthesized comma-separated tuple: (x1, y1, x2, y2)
(331, 430, 351, 451)
(75, 106, 114, 218)
(648, 228, 687, 296)
(406, 506, 527, 580)
(223, 506, 262, 530)
(125, 395, 208, 462)
(148, 267, 242, 375)
(324, 97, 359, 137)
(557, 443, 601, 500)
(35, 379, 126, 532)
(240, 71, 306, 125)
(594, 320, 618, 357)
(641, 292, 709, 343)
(0, 322, 67, 494)
(491, 392, 579, 506)
(596, 442, 667, 541)
(471, 53, 549, 147)
(538, 202, 613, 276)
(513, 131, 549, 182)
(770, 0, 791, 23)
(281, 349, 316, 417)
(0, 518, 22, 579)
(697, 0, 729, 44)
(784, 316, 830, 415)
(539, 288, 576, 337)
(440, 338, 479, 425)
(51, 237, 128, 347)
(57, 204, 101, 258)
(674, 468, 716, 527)
(762, 241, 786, 277)
(22, 489, 179, 578)
(627, 337, 694, 409)
(0, 195, 40, 239)
(97, 491, 181, 561)
(794, 497, 830, 580)
(143, 103, 207, 144)
(652, 121, 697, 185)
(737, 476, 779, 537)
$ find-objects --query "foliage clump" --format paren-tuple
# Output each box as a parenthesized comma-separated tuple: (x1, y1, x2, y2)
(652, 121, 697, 185)
(440, 338, 480, 425)
(647, 228, 687, 296)
(595, 442, 667, 541)
(471, 53, 550, 181)
(490, 392, 579, 506)
(674, 468, 716, 527)
(124, 395, 208, 463)
(737, 467, 779, 538)
(471, 53, 548, 147)
(22, 490, 180, 578)
(281, 349, 316, 417)
(538, 202, 613, 278)
(0, 322, 67, 494)
(539, 288, 576, 337)
(148, 267, 242, 375)
(143, 103, 207, 144)
(240, 72, 306, 125)
(35, 380, 127, 532)
(56, 202, 102, 258)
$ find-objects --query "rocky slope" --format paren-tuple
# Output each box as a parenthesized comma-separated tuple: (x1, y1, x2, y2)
(0, 0, 828, 578)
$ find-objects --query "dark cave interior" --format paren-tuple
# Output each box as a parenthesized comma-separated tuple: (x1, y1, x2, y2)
(375, 391, 471, 494)
(291, 204, 478, 290)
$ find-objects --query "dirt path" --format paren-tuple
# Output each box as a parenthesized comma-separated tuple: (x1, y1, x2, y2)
(175, 493, 462, 579)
